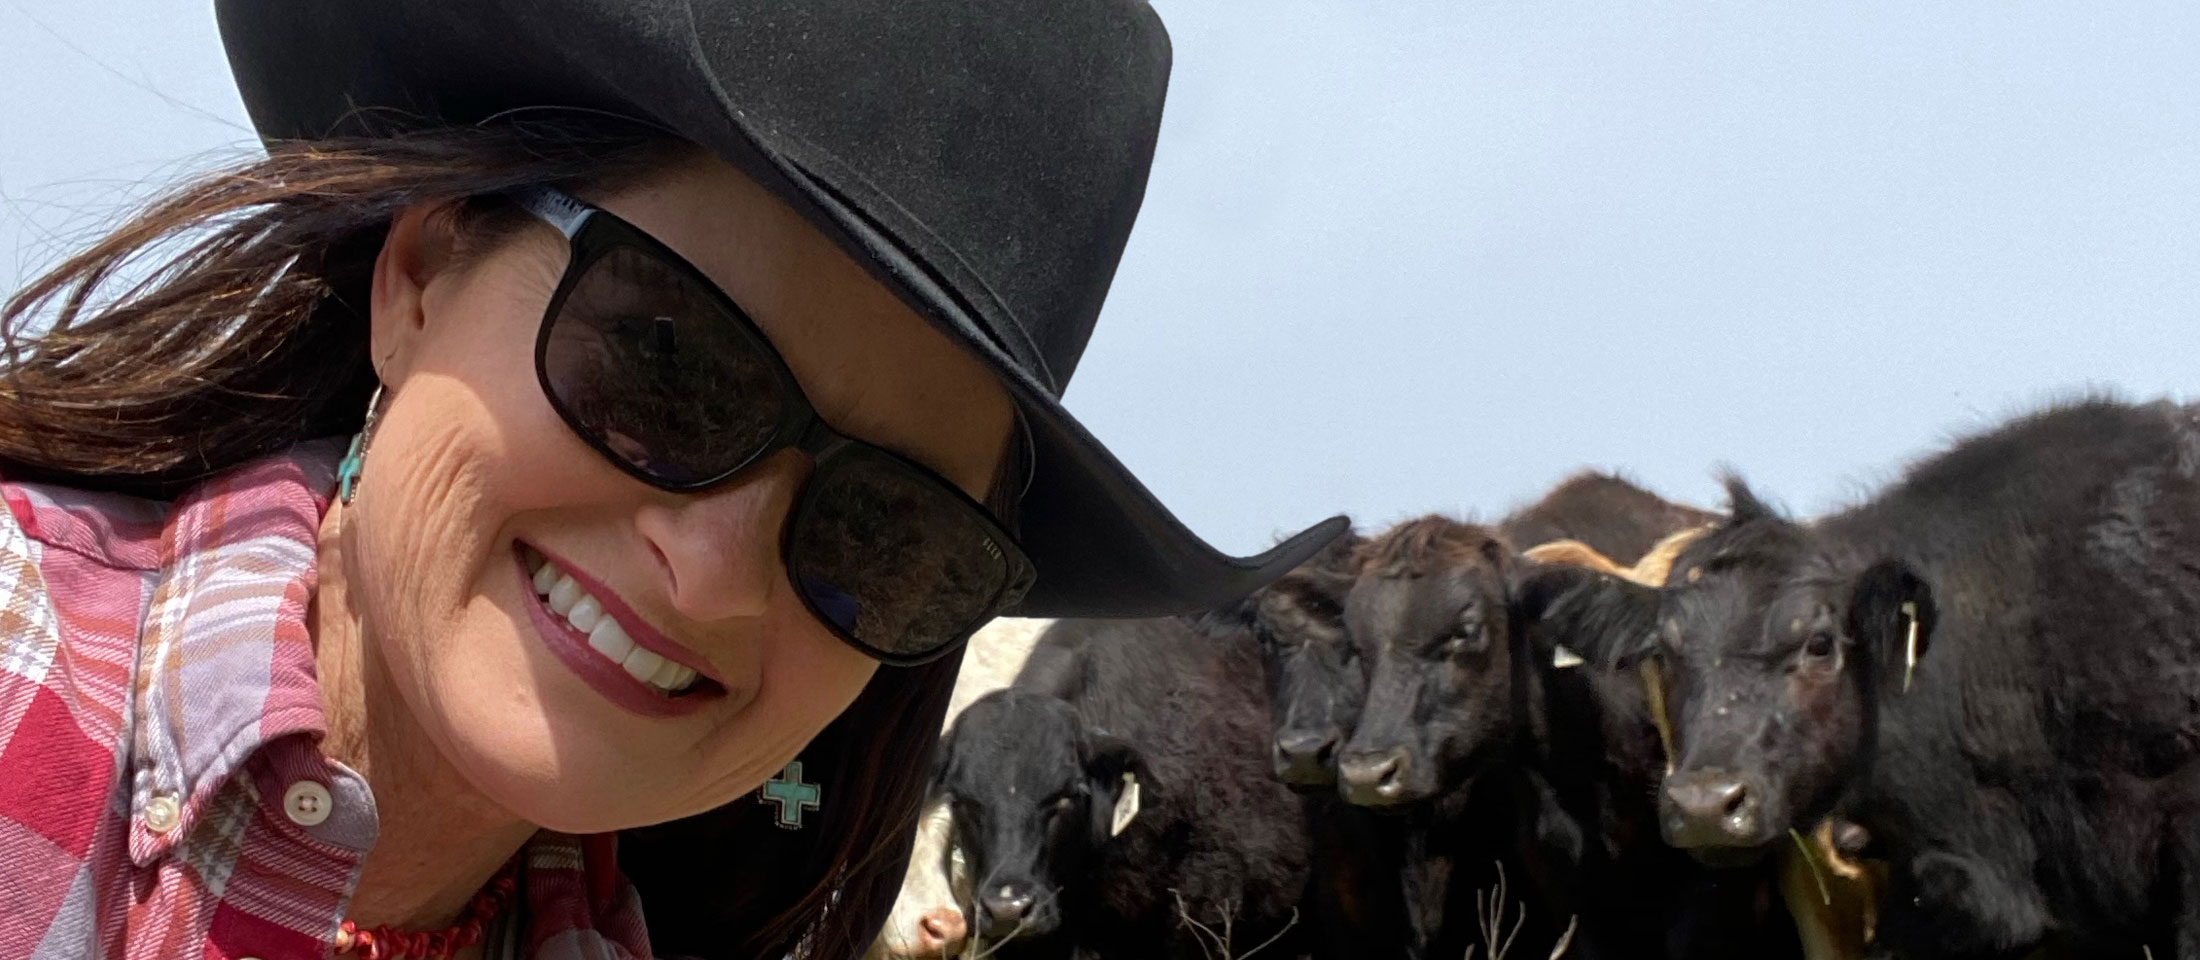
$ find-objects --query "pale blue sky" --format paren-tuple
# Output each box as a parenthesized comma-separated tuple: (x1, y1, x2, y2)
(4, 2, 2196, 555)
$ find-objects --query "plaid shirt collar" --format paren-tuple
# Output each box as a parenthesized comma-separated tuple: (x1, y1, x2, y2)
(124, 438, 348, 866)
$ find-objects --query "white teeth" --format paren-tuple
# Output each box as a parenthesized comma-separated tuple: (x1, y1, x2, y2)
(648, 656, 685, 689)
(622, 646, 666, 683)
(567, 596, 603, 633)
(548, 577, 582, 616)
(528, 552, 703, 696)
(588, 618, 636, 663)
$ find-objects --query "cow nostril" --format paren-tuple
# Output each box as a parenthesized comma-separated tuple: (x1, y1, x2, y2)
(1370, 750, 1406, 796)
(1718, 781, 1749, 818)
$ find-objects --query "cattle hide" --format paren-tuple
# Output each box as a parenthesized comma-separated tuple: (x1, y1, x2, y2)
(1619, 398, 2200, 959)
(869, 617, 1053, 960)
(937, 617, 1310, 960)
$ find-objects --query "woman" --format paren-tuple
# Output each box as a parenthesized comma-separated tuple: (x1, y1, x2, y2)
(0, 1, 1342, 958)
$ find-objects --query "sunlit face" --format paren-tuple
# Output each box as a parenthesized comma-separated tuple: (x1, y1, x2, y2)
(346, 152, 1015, 833)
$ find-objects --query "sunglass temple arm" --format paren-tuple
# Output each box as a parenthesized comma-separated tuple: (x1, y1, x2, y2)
(509, 186, 597, 239)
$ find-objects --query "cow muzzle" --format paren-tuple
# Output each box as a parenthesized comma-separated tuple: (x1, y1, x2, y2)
(1337, 747, 1414, 807)
(977, 883, 1041, 940)
(1272, 729, 1339, 787)
(1661, 768, 1769, 850)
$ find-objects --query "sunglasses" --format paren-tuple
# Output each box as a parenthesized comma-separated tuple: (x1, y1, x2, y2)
(510, 186, 1034, 666)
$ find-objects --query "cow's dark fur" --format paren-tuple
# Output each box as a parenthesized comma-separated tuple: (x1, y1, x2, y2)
(1340, 499, 1793, 959)
(1602, 399, 2200, 958)
(1201, 529, 1368, 790)
(1501, 470, 1720, 567)
(937, 617, 1310, 960)
(1199, 529, 1414, 959)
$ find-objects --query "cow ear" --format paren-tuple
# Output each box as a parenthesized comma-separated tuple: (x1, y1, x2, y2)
(1845, 559, 1937, 688)
(1081, 731, 1150, 844)
(1516, 562, 1662, 668)
(1721, 473, 1778, 525)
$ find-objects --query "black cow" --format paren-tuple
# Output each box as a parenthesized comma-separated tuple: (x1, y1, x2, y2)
(1199, 529, 1416, 960)
(1201, 529, 1368, 789)
(1335, 511, 1794, 960)
(1575, 398, 2200, 958)
(936, 617, 1310, 960)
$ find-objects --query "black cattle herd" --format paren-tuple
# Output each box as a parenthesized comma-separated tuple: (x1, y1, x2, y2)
(921, 397, 2200, 960)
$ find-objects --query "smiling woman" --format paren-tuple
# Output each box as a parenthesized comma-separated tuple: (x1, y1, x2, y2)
(0, 1, 1341, 958)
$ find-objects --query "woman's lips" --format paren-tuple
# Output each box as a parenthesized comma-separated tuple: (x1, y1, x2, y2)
(514, 545, 725, 718)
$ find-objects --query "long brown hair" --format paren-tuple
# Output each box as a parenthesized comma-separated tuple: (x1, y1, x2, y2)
(1, 115, 988, 959)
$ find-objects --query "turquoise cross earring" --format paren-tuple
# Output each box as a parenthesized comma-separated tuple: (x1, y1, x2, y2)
(337, 384, 385, 505)
(759, 761, 821, 830)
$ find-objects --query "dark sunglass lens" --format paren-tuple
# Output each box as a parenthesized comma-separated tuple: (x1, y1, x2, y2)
(789, 452, 1014, 660)
(541, 244, 787, 485)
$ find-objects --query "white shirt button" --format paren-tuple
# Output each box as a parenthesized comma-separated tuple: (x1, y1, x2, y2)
(142, 793, 180, 833)
(283, 780, 333, 827)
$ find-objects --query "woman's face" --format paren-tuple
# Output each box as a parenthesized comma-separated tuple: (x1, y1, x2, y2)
(351, 153, 1015, 833)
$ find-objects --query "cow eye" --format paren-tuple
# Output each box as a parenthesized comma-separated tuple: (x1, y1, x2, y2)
(1052, 795, 1076, 815)
(1444, 627, 1490, 657)
(1803, 632, 1835, 658)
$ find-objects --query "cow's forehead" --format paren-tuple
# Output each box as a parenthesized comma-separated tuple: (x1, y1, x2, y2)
(951, 698, 1089, 794)
(1664, 565, 1790, 657)
(1348, 565, 1498, 625)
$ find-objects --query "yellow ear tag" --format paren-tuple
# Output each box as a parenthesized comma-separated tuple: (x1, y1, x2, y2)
(1552, 645, 1586, 669)
(1900, 601, 1920, 693)
(1640, 659, 1676, 776)
(1110, 773, 1141, 838)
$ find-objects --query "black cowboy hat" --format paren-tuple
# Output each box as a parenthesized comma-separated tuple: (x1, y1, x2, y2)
(213, 0, 1344, 617)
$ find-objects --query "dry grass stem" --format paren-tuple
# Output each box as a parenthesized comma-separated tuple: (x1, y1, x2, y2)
(1462, 863, 1573, 960)
(1546, 916, 1577, 960)
(1169, 891, 1299, 960)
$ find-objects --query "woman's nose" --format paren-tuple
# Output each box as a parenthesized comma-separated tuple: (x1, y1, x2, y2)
(632, 449, 808, 622)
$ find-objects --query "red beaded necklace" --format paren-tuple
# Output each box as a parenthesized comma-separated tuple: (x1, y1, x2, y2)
(334, 860, 521, 960)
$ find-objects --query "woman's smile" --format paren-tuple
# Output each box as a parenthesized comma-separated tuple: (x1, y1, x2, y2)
(516, 542, 730, 716)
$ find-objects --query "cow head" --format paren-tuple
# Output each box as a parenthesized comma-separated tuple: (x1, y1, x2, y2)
(1210, 531, 1367, 789)
(1336, 517, 1520, 807)
(1625, 481, 1936, 860)
(934, 690, 1148, 944)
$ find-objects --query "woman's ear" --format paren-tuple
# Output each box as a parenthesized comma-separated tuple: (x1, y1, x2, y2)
(1844, 558, 1937, 691)
(368, 200, 467, 384)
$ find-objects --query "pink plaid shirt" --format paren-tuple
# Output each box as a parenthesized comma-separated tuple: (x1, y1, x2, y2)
(0, 442, 653, 960)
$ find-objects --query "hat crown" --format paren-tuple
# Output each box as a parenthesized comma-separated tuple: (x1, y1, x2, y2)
(216, 0, 1173, 394)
